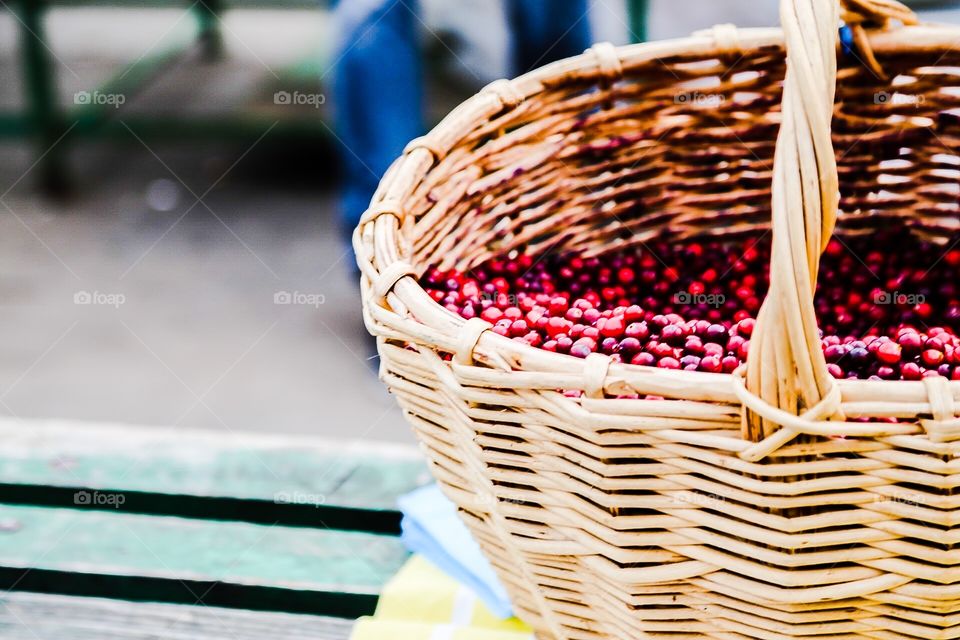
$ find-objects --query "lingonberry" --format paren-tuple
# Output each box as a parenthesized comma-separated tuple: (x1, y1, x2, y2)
(481, 307, 503, 323)
(901, 362, 923, 380)
(699, 355, 722, 373)
(599, 316, 625, 338)
(922, 349, 944, 367)
(658, 357, 681, 369)
(877, 342, 903, 365)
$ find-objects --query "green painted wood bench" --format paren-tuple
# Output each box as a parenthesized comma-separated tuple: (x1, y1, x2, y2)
(0, 418, 431, 638)
(3, 0, 653, 194)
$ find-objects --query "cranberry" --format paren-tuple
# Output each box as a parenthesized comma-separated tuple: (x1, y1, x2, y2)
(898, 331, 923, 352)
(625, 322, 649, 340)
(481, 307, 503, 323)
(601, 337, 618, 353)
(599, 316, 625, 338)
(569, 339, 593, 359)
(922, 349, 944, 367)
(546, 317, 569, 338)
(658, 357, 680, 369)
(509, 319, 529, 337)
(877, 342, 902, 365)
(721, 355, 740, 373)
(583, 308, 601, 324)
(824, 344, 844, 362)
(624, 304, 644, 321)
(631, 352, 656, 366)
(661, 324, 684, 345)
(901, 362, 923, 380)
(699, 355, 722, 373)
(703, 342, 724, 357)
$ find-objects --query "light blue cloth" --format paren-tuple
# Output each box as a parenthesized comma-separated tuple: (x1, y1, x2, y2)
(397, 484, 513, 619)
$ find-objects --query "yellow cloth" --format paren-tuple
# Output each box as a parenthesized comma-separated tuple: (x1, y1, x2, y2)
(350, 556, 532, 640)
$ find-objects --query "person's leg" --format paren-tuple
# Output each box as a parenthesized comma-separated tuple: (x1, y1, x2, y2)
(506, 0, 591, 74)
(331, 0, 423, 232)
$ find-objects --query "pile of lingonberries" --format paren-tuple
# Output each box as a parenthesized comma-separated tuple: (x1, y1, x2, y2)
(422, 230, 960, 380)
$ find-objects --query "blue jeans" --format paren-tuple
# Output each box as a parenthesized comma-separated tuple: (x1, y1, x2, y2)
(331, 0, 591, 231)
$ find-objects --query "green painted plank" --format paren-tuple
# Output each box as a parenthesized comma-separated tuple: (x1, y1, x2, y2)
(0, 504, 408, 617)
(626, 0, 649, 43)
(0, 591, 354, 639)
(0, 419, 429, 513)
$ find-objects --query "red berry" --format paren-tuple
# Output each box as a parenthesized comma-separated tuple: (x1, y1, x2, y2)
(699, 355, 722, 373)
(510, 319, 529, 337)
(625, 322, 649, 340)
(481, 307, 503, 323)
(898, 332, 922, 351)
(661, 324, 684, 345)
(901, 362, 923, 380)
(658, 357, 680, 369)
(877, 342, 902, 364)
(546, 317, 570, 338)
(599, 316, 625, 338)
(631, 352, 656, 367)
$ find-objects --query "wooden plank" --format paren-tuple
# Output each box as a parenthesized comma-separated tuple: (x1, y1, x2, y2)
(0, 419, 430, 532)
(0, 504, 408, 618)
(0, 591, 354, 639)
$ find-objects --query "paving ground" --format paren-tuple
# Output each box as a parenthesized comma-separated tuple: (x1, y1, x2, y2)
(0, 139, 413, 440)
(1, 2, 958, 443)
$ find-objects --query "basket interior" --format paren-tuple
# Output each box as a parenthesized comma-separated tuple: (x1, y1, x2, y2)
(407, 43, 960, 275)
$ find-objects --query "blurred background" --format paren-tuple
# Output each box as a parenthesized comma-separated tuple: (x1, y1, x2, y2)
(0, 0, 957, 444)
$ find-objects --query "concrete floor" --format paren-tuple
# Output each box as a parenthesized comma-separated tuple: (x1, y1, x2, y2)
(0, 139, 414, 442)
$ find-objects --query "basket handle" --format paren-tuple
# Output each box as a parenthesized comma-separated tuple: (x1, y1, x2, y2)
(743, 0, 916, 441)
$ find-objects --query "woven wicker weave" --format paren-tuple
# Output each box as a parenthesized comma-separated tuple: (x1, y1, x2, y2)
(356, 1, 960, 637)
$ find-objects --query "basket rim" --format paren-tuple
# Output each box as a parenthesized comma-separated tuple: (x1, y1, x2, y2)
(356, 24, 960, 427)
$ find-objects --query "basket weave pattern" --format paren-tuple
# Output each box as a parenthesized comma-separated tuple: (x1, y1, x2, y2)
(356, 1, 960, 637)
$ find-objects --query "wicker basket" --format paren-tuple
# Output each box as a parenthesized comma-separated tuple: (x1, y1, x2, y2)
(356, 1, 960, 637)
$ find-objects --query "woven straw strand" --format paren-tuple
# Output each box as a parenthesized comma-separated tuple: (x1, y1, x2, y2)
(744, 0, 915, 442)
